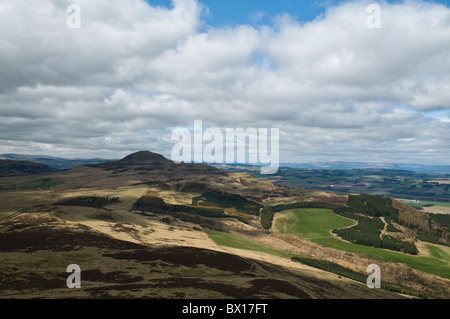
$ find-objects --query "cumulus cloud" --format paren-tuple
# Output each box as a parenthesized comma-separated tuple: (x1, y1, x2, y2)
(1, 0, 450, 163)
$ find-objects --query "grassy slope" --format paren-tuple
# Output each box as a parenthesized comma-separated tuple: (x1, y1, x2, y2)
(274, 208, 356, 240)
(422, 201, 450, 207)
(274, 209, 450, 279)
(204, 228, 296, 260)
(204, 228, 431, 298)
(404, 200, 450, 209)
(426, 244, 450, 261)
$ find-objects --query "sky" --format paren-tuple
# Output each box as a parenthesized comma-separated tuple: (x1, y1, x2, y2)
(149, 0, 450, 27)
(1, 0, 450, 165)
(147, 0, 335, 27)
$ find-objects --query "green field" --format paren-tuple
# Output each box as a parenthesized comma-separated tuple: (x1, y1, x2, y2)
(274, 208, 356, 240)
(204, 228, 296, 259)
(422, 201, 450, 207)
(426, 244, 450, 261)
(19, 178, 64, 190)
(274, 208, 450, 279)
(403, 200, 450, 208)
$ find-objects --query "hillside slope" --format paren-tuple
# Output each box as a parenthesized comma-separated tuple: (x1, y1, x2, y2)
(0, 154, 108, 170)
(0, 151, 448, 299)
(0, 159, 57, 177)
(0, 207, 403, 299)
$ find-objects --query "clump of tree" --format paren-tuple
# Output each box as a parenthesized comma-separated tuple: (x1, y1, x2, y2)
(386, 222, 401, 233)
(333, 214, 383, 249)
(394, 201, 431, 232)
(55, 196, 120, 208)
(332, 196, 419, 254)
(333, 194, 450, 251)
(132, 196, 169, 212)
(345, 194, 399, 219)
(193, 190, 263, 215)
(429, 213, 450, 232)
(381, 235, 418, 255)
(392, 200, 449, 246)
(132, 195, 247, 223)
(260, 209, 275, 230)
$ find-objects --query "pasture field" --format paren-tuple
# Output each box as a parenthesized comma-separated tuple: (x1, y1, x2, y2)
(402, 200, 450, 208)
(400, 199, 450, 215)
(273, 208, 450, 279)
(204, 228, 296, 259)
(273, 208, 356, 240)
(426, 244, 450, 261)
(422, 201, 450, 208)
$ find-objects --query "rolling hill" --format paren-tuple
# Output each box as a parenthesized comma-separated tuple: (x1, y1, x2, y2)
(0, 151, 448, 299)
(0, 153, 110, 170)
(0, 159, 57, 177)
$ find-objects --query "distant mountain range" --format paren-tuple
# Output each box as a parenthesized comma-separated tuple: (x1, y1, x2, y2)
(0, 159, 57, 177)
(282, 162, 450, 174)
(0, 154, 111, 170)
(2, 152, 450, 174)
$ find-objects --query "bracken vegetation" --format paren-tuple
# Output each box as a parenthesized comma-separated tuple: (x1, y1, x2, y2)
(393, 200, 449, 246)
(291, 256, 427, 298)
